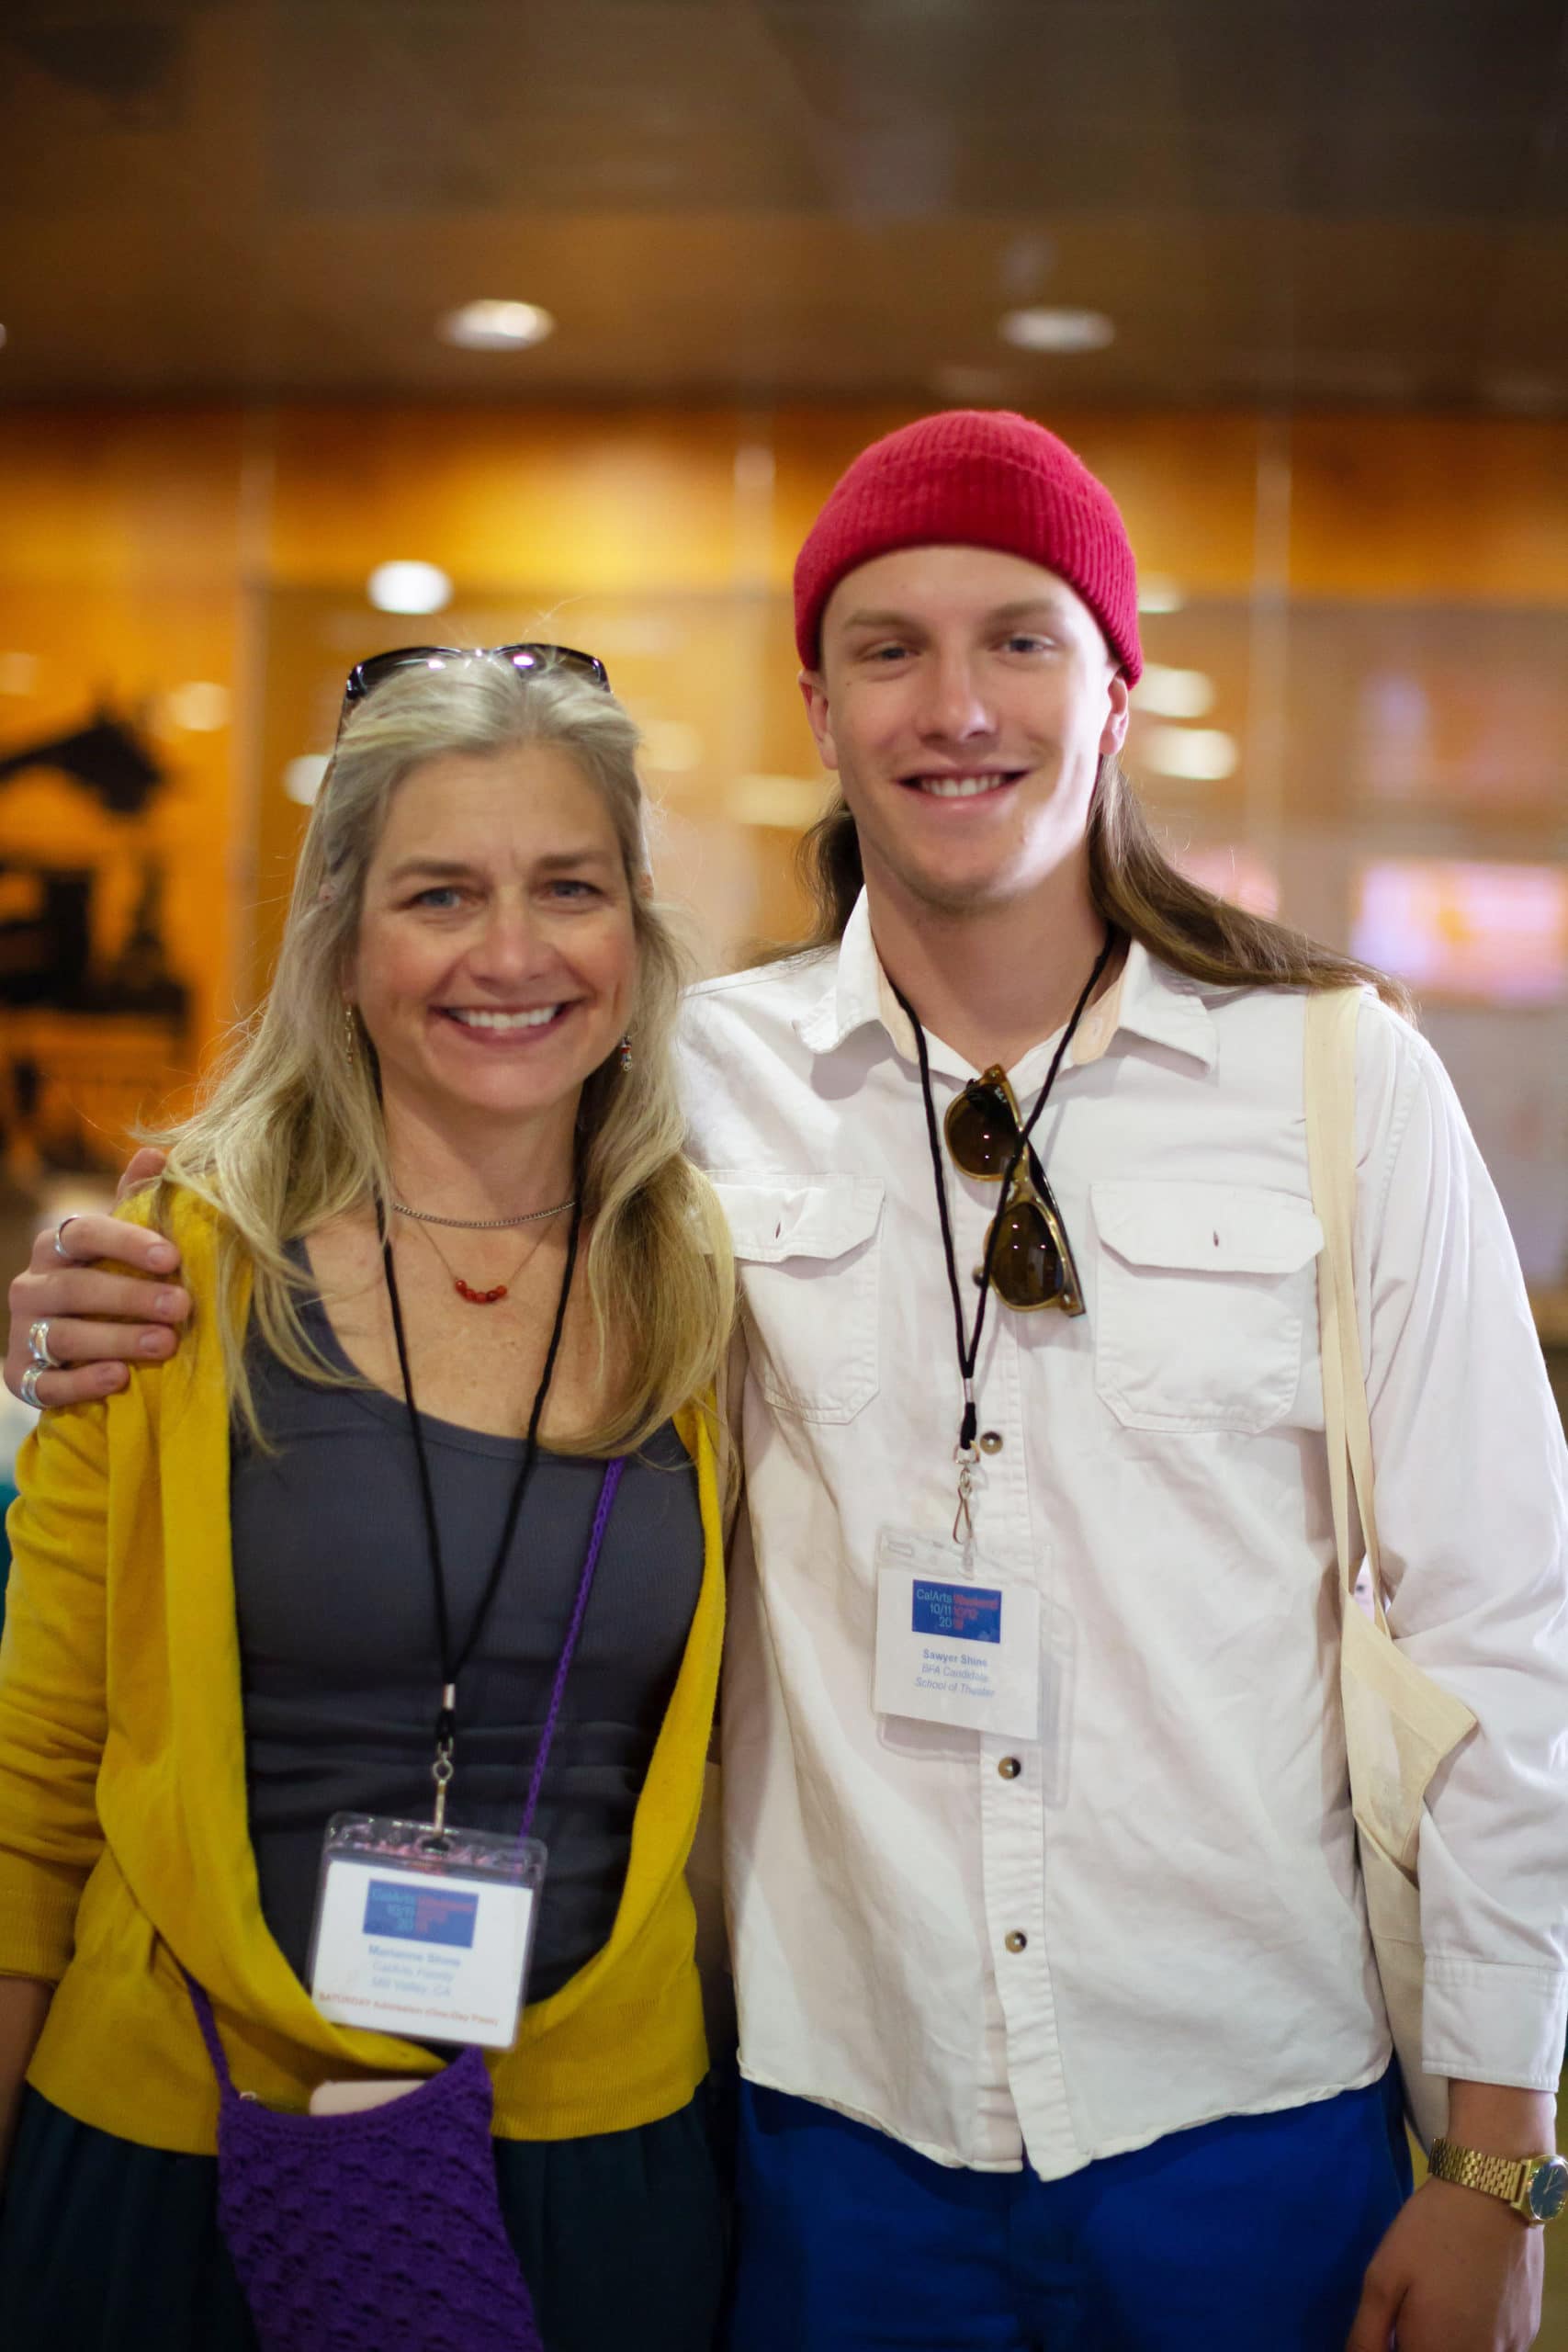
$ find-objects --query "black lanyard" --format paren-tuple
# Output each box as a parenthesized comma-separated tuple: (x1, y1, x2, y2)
(381, 1167, 584, 1830)
(889, 931, 1114, 1524)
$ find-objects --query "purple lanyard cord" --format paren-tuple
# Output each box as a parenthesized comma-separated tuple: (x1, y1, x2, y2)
(517, 1454, 624, 1847)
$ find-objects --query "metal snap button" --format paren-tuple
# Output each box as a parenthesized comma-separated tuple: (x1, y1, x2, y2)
(997, 1756, 1021, 1780)
(978, 1430, 1003, 1453)
(1004, 1930, 1028, 1954)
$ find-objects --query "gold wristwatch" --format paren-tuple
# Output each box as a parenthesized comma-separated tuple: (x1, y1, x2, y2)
(1427, 2140, 1568, 2227)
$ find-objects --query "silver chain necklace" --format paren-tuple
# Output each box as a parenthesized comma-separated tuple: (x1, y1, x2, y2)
(391, 1195, 576, 1232)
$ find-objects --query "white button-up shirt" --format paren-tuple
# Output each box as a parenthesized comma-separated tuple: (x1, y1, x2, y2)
(677, 894, 1568, 2177)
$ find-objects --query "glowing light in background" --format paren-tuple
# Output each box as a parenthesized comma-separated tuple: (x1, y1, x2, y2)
(367, 561, 454, 616)
(998, 308, 1115, 354)
(1138, 726, 1237, 781)
(162, 682, 230, 731)
(1137, 577, 1185, 615)
(439, 300, 555, 351)
(1353, 861, 1568, 1005)
(283, 754, 331, 807)
(1135, 663, 1216, 719)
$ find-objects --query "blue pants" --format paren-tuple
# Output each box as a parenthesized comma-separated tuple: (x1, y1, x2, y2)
(725, 2069, 1412, 2351)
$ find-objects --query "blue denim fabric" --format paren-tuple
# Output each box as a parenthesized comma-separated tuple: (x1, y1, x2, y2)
(726, 2067, 1412, 2352)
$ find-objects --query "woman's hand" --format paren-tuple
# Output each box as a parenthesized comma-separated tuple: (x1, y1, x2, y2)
(5, 1149, 187, 1409)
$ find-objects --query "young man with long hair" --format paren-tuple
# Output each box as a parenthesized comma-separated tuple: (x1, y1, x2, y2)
(680, 413, 1566, 2351)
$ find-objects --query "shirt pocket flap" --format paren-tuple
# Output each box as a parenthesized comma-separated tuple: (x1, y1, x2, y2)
(1093, 1181, 1324, 1276)
(710, 1173, 886, 1265)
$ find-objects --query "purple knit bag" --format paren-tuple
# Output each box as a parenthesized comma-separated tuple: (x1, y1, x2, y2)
(186, 2001, 541, 2352)
(184, 1458, 626, 2352)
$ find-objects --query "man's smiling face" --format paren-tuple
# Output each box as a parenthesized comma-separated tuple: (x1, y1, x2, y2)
(802, 544, 1130, 919)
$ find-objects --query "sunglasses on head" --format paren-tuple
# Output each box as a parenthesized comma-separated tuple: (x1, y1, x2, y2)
(944, 1066, 1085, 1316)
(337, 642, 612, 739)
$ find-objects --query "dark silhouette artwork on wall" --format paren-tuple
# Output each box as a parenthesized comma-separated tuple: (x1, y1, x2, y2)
(0, 712, 164, 814)
(0, 707, 193, 1176)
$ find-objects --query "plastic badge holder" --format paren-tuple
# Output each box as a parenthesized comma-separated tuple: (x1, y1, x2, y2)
(307, 1812, 547, 2051)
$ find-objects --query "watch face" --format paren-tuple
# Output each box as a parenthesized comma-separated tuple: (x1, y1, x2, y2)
(1528, 2157, 1568, 2224)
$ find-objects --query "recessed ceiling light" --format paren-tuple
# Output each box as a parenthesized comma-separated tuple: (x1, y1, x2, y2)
(998, 307, 1114, 355)
(1135, 663, 1215, 720)
(1137, 576, 1184, 616)
(439, 300, 555, 351)
(367, 560, 454, 616)
(1139, 726, 1237, 783)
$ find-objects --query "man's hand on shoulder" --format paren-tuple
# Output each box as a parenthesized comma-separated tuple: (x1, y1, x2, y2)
(5, 1148, 189, 1409)
(1347, 2177, 1543, 2351)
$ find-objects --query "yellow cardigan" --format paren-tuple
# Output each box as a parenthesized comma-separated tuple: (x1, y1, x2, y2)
(0, 1192, 724, 2154)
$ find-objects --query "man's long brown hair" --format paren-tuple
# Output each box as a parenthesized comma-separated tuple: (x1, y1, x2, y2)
(777, 761, 1412, 1015)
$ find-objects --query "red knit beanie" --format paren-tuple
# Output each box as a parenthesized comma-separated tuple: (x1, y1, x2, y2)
(793, 409, 1142, 684)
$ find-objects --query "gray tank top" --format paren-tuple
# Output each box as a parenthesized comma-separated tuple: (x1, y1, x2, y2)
(229, 1259, 705, 2002)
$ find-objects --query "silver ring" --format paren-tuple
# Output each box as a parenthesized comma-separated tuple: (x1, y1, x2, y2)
(28, 1318, 62, 1372)
(19, 1363, 46, 1409)
(52, 1216, 81, 1262)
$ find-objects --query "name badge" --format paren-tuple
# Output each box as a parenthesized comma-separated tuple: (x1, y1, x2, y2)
(873, 1528, 1041, 1739)
(306, 1813, 545, 2049)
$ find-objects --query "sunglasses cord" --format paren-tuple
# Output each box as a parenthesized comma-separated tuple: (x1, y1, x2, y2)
(889, 928, 1115, 1476)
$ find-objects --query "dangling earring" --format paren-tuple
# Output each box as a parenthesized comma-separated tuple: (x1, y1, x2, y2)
(343, 1002, 357, 1066)
(618, 1035, 633, 1073)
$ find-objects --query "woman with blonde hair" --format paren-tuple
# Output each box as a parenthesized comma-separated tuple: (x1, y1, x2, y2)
(0, 645, 735, 2352)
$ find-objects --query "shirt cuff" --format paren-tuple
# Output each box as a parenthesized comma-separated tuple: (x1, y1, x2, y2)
(1422, 1953, 1568, 2094)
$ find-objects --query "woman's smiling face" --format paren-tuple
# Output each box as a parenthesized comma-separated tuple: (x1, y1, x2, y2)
(347, 742, 637, 1141)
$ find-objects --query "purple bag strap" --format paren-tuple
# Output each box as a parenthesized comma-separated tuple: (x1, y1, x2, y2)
(184, 1456, 626, 2084)
(517, 1454, 624, 1844)
(185, 1971, 236, 2096)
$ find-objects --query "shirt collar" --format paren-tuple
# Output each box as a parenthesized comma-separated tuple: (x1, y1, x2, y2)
(1068, 933, 1217, 1072)
(793, 889, 1218, 1076)
(793, 889, 889, 1057)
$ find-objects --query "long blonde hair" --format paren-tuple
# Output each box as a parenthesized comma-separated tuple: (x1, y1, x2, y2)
(151, 658, 734, 1452)
(783, 759, 1413, 1016)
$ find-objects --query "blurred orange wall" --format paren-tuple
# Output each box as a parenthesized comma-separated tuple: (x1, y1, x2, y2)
(3, 400, 1567, 1138)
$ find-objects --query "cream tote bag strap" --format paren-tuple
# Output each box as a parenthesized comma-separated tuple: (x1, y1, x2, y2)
(1303, 987, 1475, 2152)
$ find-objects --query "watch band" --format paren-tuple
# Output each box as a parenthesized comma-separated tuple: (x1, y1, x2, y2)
(1430, 2143, 1531, 2200)
(1428, 2139, 1568, 2226)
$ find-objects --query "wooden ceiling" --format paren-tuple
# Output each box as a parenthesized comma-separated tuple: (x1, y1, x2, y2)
(2, 0, 1567, 408)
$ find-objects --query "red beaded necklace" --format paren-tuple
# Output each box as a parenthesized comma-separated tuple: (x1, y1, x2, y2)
(395, 1202, 572, 1306)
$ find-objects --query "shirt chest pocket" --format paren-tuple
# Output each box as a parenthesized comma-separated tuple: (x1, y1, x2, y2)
(711, 1173, 885, 1425)
(1091, 1181, 1324, 1435)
